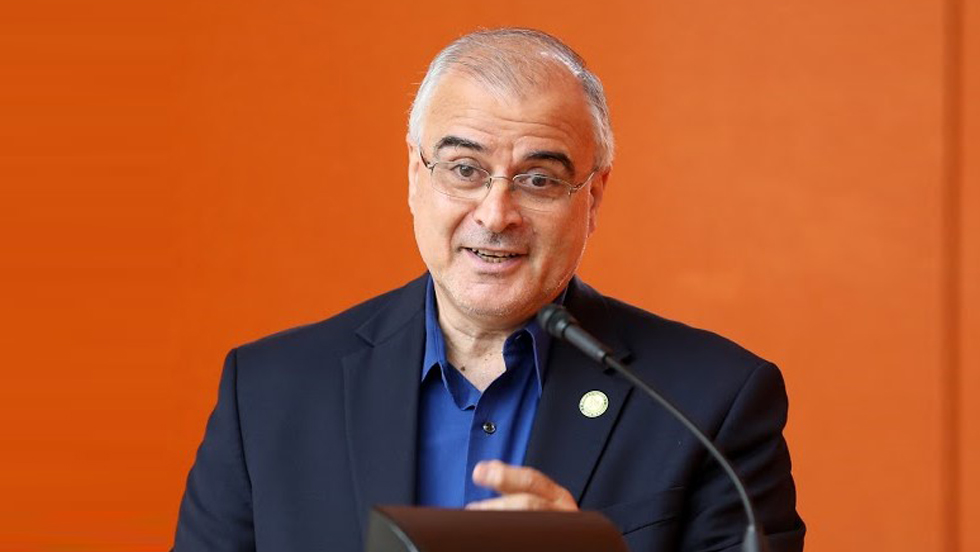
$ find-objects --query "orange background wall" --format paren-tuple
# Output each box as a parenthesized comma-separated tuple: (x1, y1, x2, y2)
(1, 1, 976, 551)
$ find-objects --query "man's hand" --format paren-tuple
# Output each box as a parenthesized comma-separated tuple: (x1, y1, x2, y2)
(465, 460, 578, 511)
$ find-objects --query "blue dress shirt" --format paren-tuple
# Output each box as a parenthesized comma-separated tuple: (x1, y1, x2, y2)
(416, 277, 557, 508)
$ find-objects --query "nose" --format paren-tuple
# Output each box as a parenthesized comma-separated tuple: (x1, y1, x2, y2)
(472, 178, 524, 233)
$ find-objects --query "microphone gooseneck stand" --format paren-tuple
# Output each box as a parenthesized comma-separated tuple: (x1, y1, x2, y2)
(537, 304, 770, 552)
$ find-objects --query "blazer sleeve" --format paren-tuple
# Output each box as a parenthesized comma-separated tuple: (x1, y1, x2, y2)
(173, 350, 256, 552)
(679, 361, 806, 552)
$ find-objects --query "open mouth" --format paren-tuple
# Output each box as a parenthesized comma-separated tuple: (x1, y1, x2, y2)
(464, 247, 524, 264)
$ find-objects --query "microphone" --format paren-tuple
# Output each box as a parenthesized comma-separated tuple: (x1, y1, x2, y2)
(537, 304, 770, 552)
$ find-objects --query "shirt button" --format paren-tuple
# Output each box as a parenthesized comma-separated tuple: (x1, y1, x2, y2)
(482, 421, 496, 434)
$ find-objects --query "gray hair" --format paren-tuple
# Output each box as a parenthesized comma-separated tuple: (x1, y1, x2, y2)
(408, 28, 615, 171)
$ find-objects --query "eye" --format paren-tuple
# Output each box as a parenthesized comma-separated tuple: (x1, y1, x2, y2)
(526, 174, 555, 189)
(449, 163, 483, 182)
(515, 174, 565, 199)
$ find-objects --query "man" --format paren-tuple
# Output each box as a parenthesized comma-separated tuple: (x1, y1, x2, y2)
(174, 28, 805, 551)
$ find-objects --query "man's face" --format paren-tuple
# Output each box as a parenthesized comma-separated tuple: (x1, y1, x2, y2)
(407, 70, 608, 329)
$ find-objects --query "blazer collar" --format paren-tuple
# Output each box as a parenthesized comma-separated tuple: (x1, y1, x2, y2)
(343, 275, 428, 537)
(524, 276, 635, 502)
(352, 275, 429, 347)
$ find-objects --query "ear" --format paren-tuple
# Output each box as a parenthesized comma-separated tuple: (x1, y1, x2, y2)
(586, 168, 610, 236)
(406, 134, 421, 216)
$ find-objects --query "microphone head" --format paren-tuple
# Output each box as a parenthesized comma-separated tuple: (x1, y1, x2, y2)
(537, 304, 575, 338)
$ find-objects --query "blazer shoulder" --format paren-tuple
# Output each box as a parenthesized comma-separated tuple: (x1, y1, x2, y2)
(234, 276, 427, 364)
(598, 293, 774, 387)
(592, 291, 789, 434)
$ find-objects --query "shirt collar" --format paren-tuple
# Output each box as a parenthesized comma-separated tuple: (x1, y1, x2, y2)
(421, 277, 447, 381)
(421, 275, 566, 388)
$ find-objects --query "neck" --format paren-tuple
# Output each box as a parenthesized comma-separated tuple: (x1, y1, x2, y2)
(432, 286, 533, 391)
(438, 310, 516, 359)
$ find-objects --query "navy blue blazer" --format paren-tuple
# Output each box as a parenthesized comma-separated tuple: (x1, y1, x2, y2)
(174, 275, 805, 552)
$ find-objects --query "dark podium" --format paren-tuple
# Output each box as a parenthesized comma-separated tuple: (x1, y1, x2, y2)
(365, 505, 629, 552)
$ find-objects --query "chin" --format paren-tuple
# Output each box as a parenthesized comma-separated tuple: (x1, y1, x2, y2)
(461, 291, 529, 318)
(468, 282, 571, 324)
(446, 283, 540, 322)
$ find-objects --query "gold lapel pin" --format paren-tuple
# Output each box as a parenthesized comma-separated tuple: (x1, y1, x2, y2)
(579, 390, 609, 418)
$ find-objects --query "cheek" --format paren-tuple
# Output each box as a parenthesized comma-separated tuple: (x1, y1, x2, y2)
(535, 212, 589, 262)
(413, 196, 468, 254)
(565, 210, 594, 256)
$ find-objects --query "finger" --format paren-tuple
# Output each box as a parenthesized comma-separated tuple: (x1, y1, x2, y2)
(465, 493, 559, 511)
(472, 460, 575, 504)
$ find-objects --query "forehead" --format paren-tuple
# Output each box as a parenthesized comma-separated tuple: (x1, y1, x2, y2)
(421, 70, 596, 162)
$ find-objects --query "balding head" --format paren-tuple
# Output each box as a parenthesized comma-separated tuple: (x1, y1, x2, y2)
(408, 28, 614, 171)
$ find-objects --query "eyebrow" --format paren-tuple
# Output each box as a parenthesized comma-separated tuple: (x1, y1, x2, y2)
(434, 135, 485, 154)
(524, 150, 575, 177)
(432, 136, 576, 176)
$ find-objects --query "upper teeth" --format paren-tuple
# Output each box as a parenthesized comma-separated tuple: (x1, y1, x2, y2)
(470, 248, 519, 258)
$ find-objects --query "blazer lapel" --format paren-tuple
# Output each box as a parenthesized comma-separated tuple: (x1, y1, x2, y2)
(343, 276, 427, 534)
(524, 278, 634, 503)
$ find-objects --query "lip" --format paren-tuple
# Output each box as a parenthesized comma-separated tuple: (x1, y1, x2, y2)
(461, 246, 527, 273)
